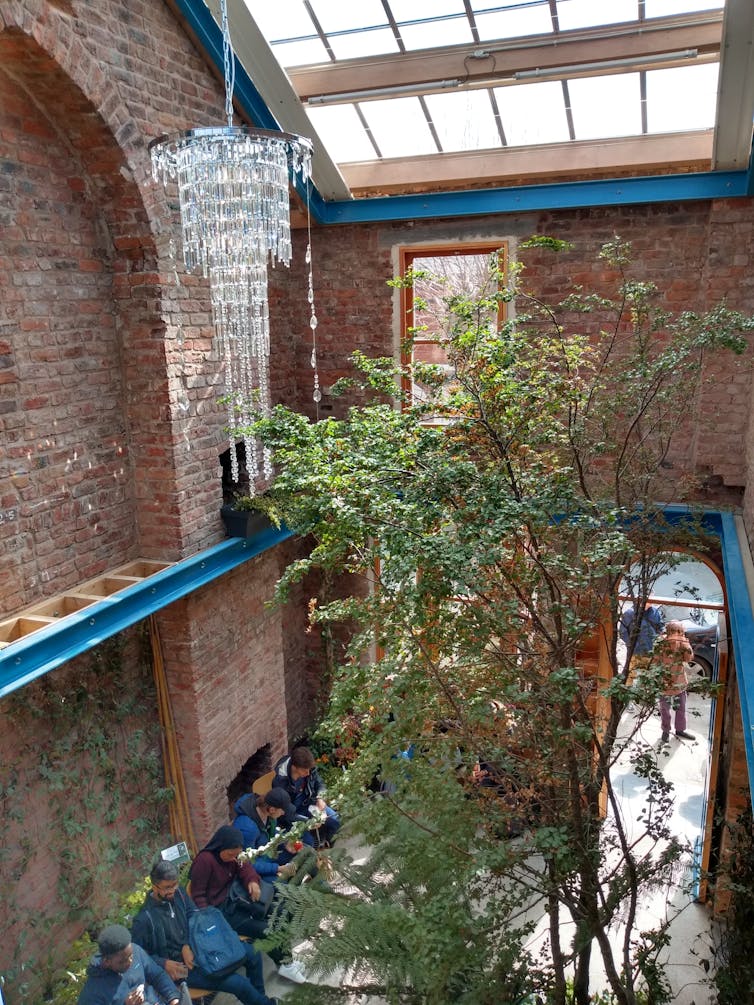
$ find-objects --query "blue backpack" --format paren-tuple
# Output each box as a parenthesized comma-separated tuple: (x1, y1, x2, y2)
(188, 906, 246, 976)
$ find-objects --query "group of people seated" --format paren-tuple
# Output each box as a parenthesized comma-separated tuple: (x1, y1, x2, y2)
(76, 747, 340, 1005)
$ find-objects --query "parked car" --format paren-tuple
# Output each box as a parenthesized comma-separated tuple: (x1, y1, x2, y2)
(681, 619, 718, 678)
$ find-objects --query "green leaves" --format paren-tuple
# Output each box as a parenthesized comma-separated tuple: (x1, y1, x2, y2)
(230, 236, 754, 1005)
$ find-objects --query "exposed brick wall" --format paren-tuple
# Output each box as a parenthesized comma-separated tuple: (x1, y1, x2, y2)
(155, 548, 290, 841)
(0, 626, 169, 993)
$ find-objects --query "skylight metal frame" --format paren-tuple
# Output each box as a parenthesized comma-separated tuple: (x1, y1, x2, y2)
(175, 0, 754, 223)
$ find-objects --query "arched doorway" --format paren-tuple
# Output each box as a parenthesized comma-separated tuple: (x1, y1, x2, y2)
(619, 552, 728, 902)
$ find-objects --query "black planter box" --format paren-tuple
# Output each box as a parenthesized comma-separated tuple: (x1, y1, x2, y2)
(220, 505, 273, 538)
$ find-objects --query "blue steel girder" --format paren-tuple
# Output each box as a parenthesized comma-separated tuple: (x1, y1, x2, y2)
(0, 527, 293, 701)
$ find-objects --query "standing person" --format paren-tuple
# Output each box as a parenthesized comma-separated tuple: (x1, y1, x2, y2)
(77, 924, 180, 1005)
(131, 860, 277, 1005)
(655, 619, 695, 743)
(272, 746, 341, 848)
(619, 603, 665, 681)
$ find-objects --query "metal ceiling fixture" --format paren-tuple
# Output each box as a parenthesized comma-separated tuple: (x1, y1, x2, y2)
(150, 0, 313, 486)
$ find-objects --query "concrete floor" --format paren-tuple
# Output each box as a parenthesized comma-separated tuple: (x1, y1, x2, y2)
(258, 689, 716, 1003)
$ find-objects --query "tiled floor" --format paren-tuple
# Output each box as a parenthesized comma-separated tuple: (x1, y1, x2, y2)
(258, 690, 716, 1003)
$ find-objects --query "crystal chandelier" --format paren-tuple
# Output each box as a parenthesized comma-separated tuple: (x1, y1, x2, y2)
(149, 0, 312, 487)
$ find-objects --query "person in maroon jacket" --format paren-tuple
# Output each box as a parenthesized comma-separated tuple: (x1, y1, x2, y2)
(188, 825, 308, 984)
(188, 826, 265, 938)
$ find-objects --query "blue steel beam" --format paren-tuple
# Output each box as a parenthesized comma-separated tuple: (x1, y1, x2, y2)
(720, 512, 754, 796)
(317, 169, 750, 225)
(0, 527, 293, 701)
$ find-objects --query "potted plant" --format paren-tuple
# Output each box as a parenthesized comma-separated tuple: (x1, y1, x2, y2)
(220, 493, 280, 539)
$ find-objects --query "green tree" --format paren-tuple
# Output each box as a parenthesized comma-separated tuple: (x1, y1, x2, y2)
(244, 238, 754, 1004)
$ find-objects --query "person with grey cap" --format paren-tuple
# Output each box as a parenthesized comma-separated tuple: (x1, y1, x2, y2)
(76, 924, 180, 1005)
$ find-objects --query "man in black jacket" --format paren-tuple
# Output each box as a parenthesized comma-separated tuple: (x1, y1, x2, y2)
(131, 860, 278, 1005)
(272, 746, 341, 848)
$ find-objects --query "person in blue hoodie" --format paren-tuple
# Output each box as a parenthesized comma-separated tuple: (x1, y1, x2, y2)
(76, 924, 180, 1005)
(232, 788, 300, 878)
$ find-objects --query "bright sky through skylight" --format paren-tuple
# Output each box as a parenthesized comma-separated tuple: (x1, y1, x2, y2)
(247, 0, 724, 166)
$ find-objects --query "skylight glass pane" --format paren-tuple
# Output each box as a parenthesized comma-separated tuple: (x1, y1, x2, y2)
(474, 1, 553, 42)
(424, 91, 501, 151)
(271, 38, 330, 67)
(646, 63, 719, 132)
(399, 18, 473, 50)
(245, 0, 313, 41)
(305, 105, 377, 162)
(569, 73, 641, 139)
(359, 97, 438, 157)
(389, 0, 467, 18)
(645, 0, 723, 16)
(308, 0, 387, 33)
(494, 81, 570, 145)
(328, 27, 400, 60)
(555, 0, 638, 31)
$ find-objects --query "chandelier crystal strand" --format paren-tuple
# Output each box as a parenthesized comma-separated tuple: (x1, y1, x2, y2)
(149, 0, 312, 493)
(306, 181, 321, 419)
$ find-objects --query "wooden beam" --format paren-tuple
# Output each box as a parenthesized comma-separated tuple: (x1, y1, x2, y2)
(340, 130, 714, 195)
(289, 13, 722, 101)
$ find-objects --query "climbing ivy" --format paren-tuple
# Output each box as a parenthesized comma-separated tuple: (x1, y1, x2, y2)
(0, 625, 172, 1003)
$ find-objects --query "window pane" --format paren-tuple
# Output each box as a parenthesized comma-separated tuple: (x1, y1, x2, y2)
(569, 73, 641, 139)
(271, 38, 330, 67)
(308, 0, 387, 33)
(645, 0, 723, 16)
(360, 98, 438, 157)
(646, 63, 719, 133)
(424, 91, 501, 152)
(408, 251, 503, 412)
(474, 2, 553, 41)
(388, 0, 467, 19)
(495, 81, 570, 145)
(399, 18, 473, 50)
(329, 28, 400, 60)
(244, 0, 313, 39)
(555, 0, 638, 31)
(306, 105, 377, 162)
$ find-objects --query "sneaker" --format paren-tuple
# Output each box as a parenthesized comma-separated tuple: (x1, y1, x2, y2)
(278, 960, 308, 984)
(676, 729, 694, 740)
(660, 730, 670, 744)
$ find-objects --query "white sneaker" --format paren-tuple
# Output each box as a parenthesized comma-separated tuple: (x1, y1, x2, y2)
(277, 960, 308, 984)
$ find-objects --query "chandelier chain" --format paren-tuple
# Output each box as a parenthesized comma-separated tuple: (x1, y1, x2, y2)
(221, 0, 236, 128)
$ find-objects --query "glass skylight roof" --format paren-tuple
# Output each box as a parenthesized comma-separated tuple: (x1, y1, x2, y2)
(247, 0, 725, 179)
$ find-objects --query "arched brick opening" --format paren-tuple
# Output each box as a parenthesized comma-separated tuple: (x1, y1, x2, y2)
(0, 19, 218, 613)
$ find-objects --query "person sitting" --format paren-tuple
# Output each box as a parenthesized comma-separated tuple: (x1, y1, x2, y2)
(272, 746, 340, 848)
(188, 825, 307, 985)
(188, 826, 265, 937)
(232, 788, 300, 879)
(77, 924, 180, 1005)
(131, 860, 277, 1005)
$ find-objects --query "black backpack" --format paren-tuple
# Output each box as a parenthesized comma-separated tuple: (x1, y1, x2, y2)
(188, 907, 246, 977)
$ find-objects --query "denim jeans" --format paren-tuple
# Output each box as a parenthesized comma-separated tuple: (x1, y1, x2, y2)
(188, 941, 274, 1005)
